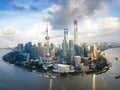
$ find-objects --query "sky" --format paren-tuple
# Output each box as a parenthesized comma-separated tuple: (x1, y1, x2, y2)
(0, 0, 120, 47)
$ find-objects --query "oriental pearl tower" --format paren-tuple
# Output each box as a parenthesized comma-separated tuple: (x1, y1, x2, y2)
(45, 23, 51, 63)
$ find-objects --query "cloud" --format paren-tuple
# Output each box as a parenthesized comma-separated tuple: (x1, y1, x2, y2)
(0, 22, 62, 47)
(0, 26, 24, 47)
(23, 22, 64, 45)
(30, 6, 39, 11)
(41, 0, 120, 43)
(11, 2, 35, 11)
(42, 0, 111, 29)
(7, 0, 52, 11)
(0, 0, 120, 47)
(11, 3, 40, 11)
(0, 16, 120, 47)
(76, 17, 120, 42)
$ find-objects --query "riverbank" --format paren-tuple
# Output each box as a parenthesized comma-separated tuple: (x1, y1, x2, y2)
(2, 51, 110, 77)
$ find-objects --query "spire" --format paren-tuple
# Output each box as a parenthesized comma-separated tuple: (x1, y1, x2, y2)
(45, 23, 50, 40)
(45, 22, 51, 63)
(46, 23, 48, 33)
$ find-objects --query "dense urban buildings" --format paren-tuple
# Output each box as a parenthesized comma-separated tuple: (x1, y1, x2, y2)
(6, 20, 119, 73)
(13, 20, 98, 68)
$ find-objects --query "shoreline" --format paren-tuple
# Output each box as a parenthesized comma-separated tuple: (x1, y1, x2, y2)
(2, 57, 110, 78)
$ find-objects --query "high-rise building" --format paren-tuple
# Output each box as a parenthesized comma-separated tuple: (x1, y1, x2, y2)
(74, 20, 79, 56)
(50, 43, 56, 59)
(64, 29, 69, 55)
(93, 44, 98, 59)
(17, 44, 24, 53)
(64, 29, 68, 44)
(50, 43, 54, 50)
(62, 29, 69, 58)
(38, 42, 42, 47)
(20, 53, 30, 62)
(74, 56, 81, 67)
(90, 44, 98, 60)
(26, 53, 30, 62)
(69, 40, 74, 56)
(24, 42, 34, 59)
(45, 24, 51, 63)
(90, 46, 94, 60)
(77, 46, 82, 57)
(33, 44, 38, 58)
(83, 44, 88, 57)
(62, 40, 67, 58)
(38, 42, 42, 57)
(42, 43, 47, 60)
(30, 46, 35, 59)
(24, 42, 32, 53)
(74, 20, 78, 45)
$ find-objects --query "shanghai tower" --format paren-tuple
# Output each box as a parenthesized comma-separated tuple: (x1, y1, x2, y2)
(74, 20, 78, 45)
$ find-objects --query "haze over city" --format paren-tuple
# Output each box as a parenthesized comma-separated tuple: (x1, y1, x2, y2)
(0, 0, 120, 47)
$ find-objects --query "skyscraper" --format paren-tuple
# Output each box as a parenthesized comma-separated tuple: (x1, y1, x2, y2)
(90, 44, 98, 60)
(69, 40, 74, 56)
(77, 46, 82, 56)
(17, 44, 24, 53)
(62, 29, 69, 58)
(83, 44, 88, 57)
(38, 42, 42, 57)
(50, 43, 56, 59)
(33, 44, 38, 58)
(64, 29, 68, 44)
(24, 42, 34, 59)
(74, 20, 78, 45)
(45, 23, 51, 63)
(62, 40, 67, 58)
(93, 44, 98, 59)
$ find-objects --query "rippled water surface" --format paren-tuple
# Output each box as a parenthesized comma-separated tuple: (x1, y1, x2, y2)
(0, 48, 120, 90)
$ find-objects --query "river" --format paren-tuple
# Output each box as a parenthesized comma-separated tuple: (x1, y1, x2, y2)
(0, 48, 120, 90)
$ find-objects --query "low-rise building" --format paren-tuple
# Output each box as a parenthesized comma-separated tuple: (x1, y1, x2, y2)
(52, 64, 74, 73)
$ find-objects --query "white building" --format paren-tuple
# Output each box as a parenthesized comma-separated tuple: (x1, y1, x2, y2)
(57, 64, 70, 73)
(74, 56, 81, 67)
(53, 64, 74, 73)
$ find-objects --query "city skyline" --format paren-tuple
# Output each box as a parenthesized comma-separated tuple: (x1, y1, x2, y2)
(0, 0, 120, 47)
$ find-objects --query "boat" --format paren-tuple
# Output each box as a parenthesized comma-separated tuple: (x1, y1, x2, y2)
(10, 64, 15, 66)
(32, 70, 36, 72)
(103, 53, 105, 55)
(115, 75, 120, 79)
(51, 75, 56, 79)
(44, 74, 49, 78)
(115, 57, 118, 60)
(33, 75, 36, 78)
(39, 74, 42, 77)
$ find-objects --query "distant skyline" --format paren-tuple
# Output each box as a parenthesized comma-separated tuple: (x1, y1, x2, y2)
(0, 0, 120, 47)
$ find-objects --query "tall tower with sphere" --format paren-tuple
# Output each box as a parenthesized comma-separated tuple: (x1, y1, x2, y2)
(45, 23, 51, 63)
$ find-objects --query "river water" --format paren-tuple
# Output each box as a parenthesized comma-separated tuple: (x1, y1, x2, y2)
(0, 48, 120, 90)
